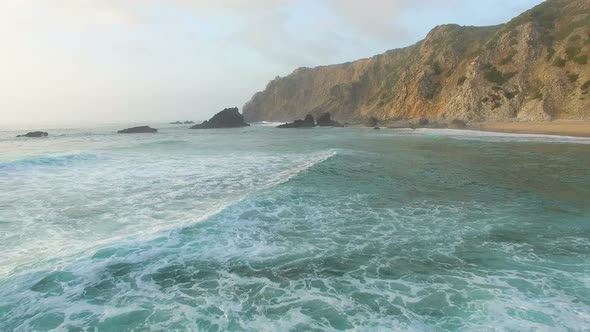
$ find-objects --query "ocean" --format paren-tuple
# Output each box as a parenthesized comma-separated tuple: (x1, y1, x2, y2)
(1, 123, 589, 331)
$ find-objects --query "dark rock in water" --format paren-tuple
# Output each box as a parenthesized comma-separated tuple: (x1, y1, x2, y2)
(316, 112, 343, 127)
(184, 120, 195, 124)
(277, 114, 316, 128)
(16, 131, 48, 138)
(118, 126, 158, 134)
(190, 108, 249, 129)
(418, 118, 429, 127)
(448, 119, 467, 129)
(170, 121, 183, 125)
(373, 127, 381, 130)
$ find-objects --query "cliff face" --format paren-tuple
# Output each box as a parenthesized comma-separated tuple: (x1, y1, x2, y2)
(243, 0, 590, 124)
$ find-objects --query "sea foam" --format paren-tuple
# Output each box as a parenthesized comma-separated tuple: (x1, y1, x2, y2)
(1, 125, 589, 331)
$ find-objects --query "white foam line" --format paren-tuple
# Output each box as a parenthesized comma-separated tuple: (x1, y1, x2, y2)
(1, 150, 337, 279)
(390, 128, 590, 143)
(253, 122, 287, 127)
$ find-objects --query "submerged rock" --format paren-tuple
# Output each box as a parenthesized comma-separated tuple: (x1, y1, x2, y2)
(316, 112, 343, 127)
(16, 131, 48, 138)
(373, 127, 381, 130)
(277, 114, 316, 128)
(190, 108, 249, 129)
(117, 126, 158, 134)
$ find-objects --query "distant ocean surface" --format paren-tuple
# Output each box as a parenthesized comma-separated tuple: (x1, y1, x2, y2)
(1, 123, 590, 331)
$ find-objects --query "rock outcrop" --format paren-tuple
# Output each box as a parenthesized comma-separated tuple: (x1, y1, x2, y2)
(366, 117, 379, 128)
(277, 114, 316, 128)
(17, 131, 48, 138)
(117, 126, 158, 134)
(449, 119, 468, 129)
(316, 112, 343, 127)
(243, 0, 590, 125)
(190, 108, 249, 129)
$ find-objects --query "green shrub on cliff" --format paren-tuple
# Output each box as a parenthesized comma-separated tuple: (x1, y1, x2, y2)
(499, 50, 517, 65)
(553, 58, 567, 67)
(574, 55, 588, 65)
(566, 46, 581, 60)
(457, 76, 467, 86)
(531, 89, 543, 100)
(484, 65, 517, 85)
(568, 73, 579, 82)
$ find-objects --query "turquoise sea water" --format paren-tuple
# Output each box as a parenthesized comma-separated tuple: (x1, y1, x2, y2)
(1, 123, 589, 331)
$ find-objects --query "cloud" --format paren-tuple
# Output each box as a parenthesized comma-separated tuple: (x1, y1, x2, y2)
(166, 0, 462, 66)
(165, 0, 457, 40)
(1, 0, 458, 66)
(323, 0, 458, 39)
(1, 0, 143, 31)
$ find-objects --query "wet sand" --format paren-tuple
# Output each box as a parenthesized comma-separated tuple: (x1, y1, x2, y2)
(470, 121, 590, 138)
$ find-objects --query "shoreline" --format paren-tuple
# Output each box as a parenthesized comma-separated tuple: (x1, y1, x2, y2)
(467, 121, 590, 138)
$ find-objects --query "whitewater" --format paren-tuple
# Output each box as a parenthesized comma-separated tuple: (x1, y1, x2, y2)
(1, 123, 589, 331)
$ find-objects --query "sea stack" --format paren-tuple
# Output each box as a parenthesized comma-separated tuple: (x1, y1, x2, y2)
(16, 131, 48, 138)
(277, 114, 316, 128)
(190, 108, 249, 129)
(117, 126, 158, 134)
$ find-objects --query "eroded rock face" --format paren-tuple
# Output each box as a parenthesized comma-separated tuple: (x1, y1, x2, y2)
(16, 131, 48, 138)
(243, 0, 590, 124)
(366, 117, 379, 128)
(277, 114, 316, 128)
(418, 118, 429, 127)
(117, 126, 158, 134)
(449, 119, 467, 129)
(190, 108, 249, 129)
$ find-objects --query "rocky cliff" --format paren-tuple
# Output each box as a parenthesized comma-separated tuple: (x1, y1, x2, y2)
(243, 0, 590, 124)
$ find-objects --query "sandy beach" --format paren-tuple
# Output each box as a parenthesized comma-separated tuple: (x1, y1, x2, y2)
(470, 121, 590, 138)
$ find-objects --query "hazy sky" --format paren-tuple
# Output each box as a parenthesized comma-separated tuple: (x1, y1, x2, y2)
(1, 0, 543, 125)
